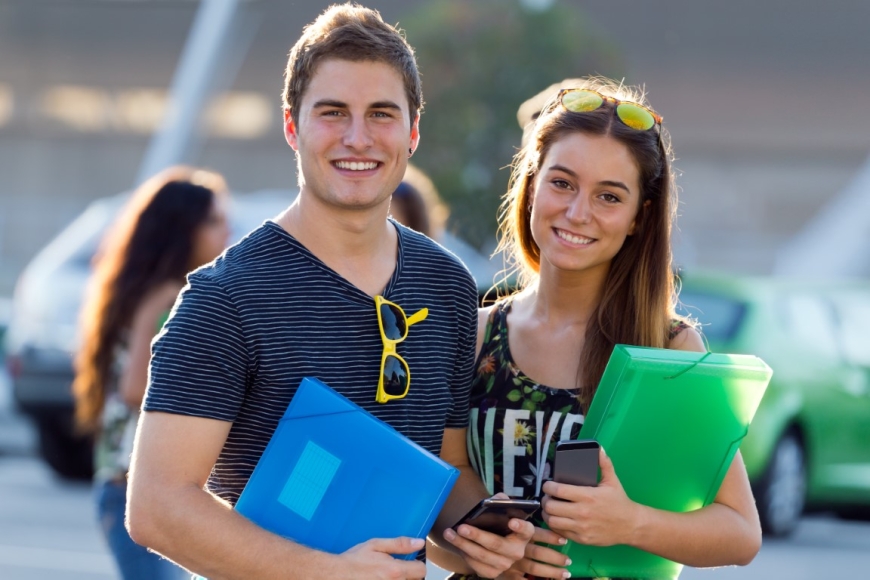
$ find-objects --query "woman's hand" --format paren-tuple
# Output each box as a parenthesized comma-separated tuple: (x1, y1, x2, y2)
(541, 447, 641, 547)
(494, 525, 571, 579)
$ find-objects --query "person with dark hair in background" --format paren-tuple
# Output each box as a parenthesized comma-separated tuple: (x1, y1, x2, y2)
(72, 166, 230, 580)
(431, 76, 762, 579)
(126, 4, 532, 579)
(390, 163, 449, 239)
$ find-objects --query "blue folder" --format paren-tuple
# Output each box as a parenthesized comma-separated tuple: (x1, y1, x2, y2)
(235, 377, 459, 558)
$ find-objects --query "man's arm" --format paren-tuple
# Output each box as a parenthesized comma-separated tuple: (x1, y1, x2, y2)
(426, 428, 533, 578)
(127, 411, 427, 580)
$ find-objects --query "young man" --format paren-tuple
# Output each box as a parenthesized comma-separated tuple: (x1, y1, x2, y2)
(126, 4, 532, 579)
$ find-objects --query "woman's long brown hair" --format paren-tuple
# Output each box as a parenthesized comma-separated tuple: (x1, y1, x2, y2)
(72, 167, 226, 433)
(497, 77, 687, 410)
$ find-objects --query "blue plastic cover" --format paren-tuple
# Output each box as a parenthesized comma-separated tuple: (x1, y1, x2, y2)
(235, 377, 459, 558)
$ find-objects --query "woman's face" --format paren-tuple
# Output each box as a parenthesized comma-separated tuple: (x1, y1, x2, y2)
(190, 195, 230, 269)
(529, 131, 643, 278)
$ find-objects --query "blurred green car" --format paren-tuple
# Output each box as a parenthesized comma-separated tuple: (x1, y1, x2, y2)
(677, 271, 870, 536)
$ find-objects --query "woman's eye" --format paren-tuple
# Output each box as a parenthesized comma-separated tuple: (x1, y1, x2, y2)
(551, 179, 571, 190)
(600, 192, 620, 203)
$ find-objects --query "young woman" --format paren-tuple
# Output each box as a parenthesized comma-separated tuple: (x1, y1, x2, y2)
(441, 77, 761, 579)
(72, 166, 230, 580)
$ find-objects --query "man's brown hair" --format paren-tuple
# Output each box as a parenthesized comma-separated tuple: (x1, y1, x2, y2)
(282, 3, 423, 127)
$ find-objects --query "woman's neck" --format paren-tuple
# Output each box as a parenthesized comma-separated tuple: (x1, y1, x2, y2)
(523, 264, 608, 327)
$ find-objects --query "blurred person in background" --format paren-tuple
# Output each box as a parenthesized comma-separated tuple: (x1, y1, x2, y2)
(126, 4, 532, 579)
(516, 77, 587, 147)
(432, 77, 762, 579)
(72, 166, 230, 580)
(390, 162, 449, 240)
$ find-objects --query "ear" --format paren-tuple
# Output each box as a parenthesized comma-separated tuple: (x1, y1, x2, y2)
(409, 113, 421, 154)
(283, 108, 298, 151)
(526, 174, 537, 211)
(628, 199, 651, 235)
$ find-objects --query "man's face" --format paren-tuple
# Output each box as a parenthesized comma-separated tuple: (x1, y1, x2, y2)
(284, 58, 420, 214)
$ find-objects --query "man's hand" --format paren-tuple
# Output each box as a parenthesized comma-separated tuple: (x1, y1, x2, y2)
(338, 537, 427, 579)
(441, 508, 535, 579)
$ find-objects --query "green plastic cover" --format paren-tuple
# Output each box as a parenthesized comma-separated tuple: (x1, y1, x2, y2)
(558, 345, 772, 579)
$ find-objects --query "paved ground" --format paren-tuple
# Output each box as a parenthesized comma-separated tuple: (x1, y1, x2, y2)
(2, 367, 869, 579)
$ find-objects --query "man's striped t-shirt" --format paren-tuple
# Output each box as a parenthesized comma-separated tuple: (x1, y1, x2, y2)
(144, 220, 478, 506)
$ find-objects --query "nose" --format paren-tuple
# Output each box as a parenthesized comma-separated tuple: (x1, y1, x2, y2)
(342, 115, 374, 151)
(565, 192, 592, 224)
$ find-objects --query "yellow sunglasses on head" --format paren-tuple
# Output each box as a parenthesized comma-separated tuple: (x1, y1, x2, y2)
(374, 295, 428, 404)
(558, 88, 662, 132)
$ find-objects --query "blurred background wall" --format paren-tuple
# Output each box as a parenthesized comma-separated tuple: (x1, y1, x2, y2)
(1, 0, 869, 296)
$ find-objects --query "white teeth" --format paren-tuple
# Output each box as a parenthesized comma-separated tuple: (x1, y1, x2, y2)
(556, 229, 593, 245)
(335, 161, 378, 171)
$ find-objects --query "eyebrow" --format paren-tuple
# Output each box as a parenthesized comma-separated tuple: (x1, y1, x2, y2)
(369, 100, 403, 111)
(310, 99, 402, 112)
(547, 164, 632, 193)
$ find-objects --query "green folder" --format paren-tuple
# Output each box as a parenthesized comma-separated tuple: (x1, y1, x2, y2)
(557, 345, 772, 579)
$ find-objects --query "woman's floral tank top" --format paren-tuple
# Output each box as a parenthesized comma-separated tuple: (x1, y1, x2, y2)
(466, 300, 585, 503)
(452, 301, 689, 580)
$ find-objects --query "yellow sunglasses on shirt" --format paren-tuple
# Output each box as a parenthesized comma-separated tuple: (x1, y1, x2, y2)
(374, 295, 428, 404)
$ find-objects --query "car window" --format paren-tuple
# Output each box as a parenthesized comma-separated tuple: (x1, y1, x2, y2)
(783, 294, 840, 359)
(833, 295, 870, 367)
(677, 290, 746, 342)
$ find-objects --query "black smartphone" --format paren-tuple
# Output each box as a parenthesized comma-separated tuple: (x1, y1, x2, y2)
(552, 439, 600, 487)
(451, 498, 540, 536)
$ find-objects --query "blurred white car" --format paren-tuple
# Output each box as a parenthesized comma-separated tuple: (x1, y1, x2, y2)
(3, 189, 504, 479)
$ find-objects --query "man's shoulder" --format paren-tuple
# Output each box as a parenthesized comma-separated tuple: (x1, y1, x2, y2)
(397, 226, 480, 310)
(399, 225, 473, 279)
(190, 221, 285, 287)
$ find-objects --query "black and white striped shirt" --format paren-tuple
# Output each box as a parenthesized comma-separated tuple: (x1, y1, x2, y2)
(144, 220, 478, 506)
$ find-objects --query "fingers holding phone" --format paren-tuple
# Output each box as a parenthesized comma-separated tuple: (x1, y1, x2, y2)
(505, 526, 572, 579)
(443, 497, 538, 578)
(543, 443, 640, 547)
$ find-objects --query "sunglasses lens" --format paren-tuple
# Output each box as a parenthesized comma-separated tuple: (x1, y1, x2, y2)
(379, 303, 406, 340)
(616, 103, 656, 131)
(561, 90, 603, 113)
(382, 354, 409, 397)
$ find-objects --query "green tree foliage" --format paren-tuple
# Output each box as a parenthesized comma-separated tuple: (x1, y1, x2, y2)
(402, 0, 623, 248)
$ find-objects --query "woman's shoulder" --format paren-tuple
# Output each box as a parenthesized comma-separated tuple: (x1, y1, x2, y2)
(144, 280, 184, 310)
(475, 298, 514, 357)
(476, 304, 497, 329)
(668, 318, 691, 340)
(476, 297, 515, 336)
(668, 318, 706, 352)
(132, 281, 183, 325)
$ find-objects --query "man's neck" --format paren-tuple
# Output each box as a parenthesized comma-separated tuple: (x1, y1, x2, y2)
(277, 197, 398, 297)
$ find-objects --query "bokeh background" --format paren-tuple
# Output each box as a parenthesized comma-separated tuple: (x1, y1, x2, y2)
(1, 1, 870, 578)
(3, 0, 870, 289)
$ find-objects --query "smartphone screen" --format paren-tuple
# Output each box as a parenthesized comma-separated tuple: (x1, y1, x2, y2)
(553, 439, 600, 487)
(452, 498, 540, 536)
